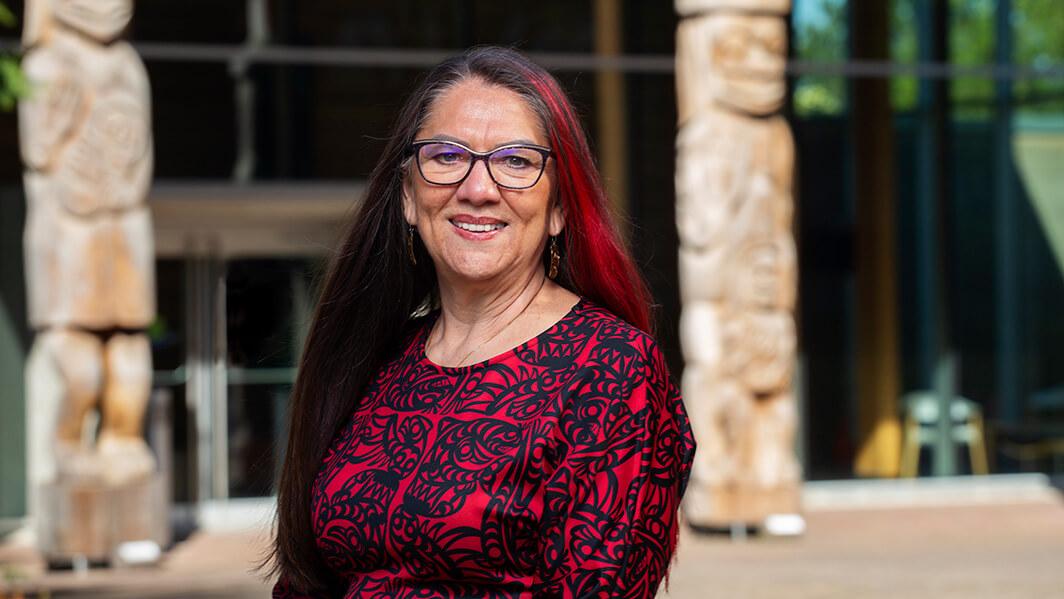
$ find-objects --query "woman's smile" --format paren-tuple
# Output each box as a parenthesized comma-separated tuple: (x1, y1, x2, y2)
(402, 79, 562, 285)
(449, 215, 508, 240)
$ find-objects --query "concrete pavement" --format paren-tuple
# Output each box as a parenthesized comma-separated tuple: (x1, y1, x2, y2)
(2, 497, 1063, 598)
(667, 500, 1064, 598)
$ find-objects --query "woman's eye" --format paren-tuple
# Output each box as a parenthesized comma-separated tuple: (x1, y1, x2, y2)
(505, 156, 532, 169)
(432, 152, 463, 164)
(494, 150, 536, 170)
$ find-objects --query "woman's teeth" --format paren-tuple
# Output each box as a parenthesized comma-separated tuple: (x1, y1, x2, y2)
(453, 221, 504, 232)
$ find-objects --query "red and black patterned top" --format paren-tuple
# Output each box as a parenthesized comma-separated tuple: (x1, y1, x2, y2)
(274, 298, 696, 598)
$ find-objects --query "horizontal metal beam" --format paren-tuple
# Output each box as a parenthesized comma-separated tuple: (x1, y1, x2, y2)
(3, 37, 1063, 79)
(134, 43, 1064, 80)
(133, 43, 679, 73)
(789, 58, 1064, 81)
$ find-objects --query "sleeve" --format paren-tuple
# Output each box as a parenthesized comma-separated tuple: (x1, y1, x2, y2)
(535, 332, 697, 598)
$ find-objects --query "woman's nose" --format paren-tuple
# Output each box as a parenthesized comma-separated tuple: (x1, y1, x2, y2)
(456, 158, 502, 204)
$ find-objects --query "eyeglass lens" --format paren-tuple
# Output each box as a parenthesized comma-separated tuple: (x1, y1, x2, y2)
(417, 142, 546, 188)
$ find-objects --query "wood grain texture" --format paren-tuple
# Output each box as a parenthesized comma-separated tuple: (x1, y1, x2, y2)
(676, 3, 801, 526)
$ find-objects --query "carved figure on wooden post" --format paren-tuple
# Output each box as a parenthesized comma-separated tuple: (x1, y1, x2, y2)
(676, 0, 802, 528)
(20, 0, 161, 559)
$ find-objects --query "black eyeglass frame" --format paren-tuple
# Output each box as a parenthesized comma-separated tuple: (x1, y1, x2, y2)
(409, 139, 553, 190)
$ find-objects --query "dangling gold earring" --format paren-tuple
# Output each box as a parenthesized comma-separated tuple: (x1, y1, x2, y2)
(407, 225, 417, 265)
(548, 236, 560, 279)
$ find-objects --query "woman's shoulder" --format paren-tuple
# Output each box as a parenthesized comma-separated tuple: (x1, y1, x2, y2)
(561, 299, 675, 397)
(561, 300, 694, 468)
(570, 299, 667, 365)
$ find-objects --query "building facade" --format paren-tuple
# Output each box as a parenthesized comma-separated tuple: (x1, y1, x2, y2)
(1, 0, 1062, 523)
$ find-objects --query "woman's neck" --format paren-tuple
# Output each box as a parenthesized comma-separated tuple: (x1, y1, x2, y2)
(427, 269, 577, 367)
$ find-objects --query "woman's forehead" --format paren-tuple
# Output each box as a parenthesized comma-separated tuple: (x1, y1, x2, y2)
(420, 79, 548, 149)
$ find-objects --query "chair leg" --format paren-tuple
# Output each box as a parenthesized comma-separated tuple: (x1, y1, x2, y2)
(900, 419, 919, 478)
(970, 416, 990, 475)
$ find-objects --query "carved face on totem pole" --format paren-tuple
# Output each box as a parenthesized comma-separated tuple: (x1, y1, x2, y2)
(727, 174, 796, 309)
(675, 116, 747, 252)
(675, 0, 803, 523)
(721, 310, 795, 392)
(62, 89, 151, 214)
(19, 0, 154, 328)
(23, 0, 133, 46)
(676, 12, 788, 121)
(718, 174, 797, 391)
(707, 14, 787, 116)
(19, 0, 150, 216)
(53, 0, 133, 41)
(732, 238, 796, 310)
(675, 0, 791, 17)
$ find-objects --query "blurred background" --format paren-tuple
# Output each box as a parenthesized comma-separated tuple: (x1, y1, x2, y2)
(0, 0, 1062, 597)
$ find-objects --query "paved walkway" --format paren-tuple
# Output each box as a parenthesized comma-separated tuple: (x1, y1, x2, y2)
(668, 500, 1064, 598)
(2, 499, 1063, 598)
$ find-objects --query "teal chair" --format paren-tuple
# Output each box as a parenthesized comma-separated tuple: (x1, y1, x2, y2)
(899, 391, 989, 477)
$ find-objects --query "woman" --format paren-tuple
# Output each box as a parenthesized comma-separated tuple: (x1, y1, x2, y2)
(270, 46, 696, 598)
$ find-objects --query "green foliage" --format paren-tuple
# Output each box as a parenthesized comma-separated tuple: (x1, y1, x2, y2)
(146, 315, 169, 342)
(0, 0, 24, 112)
(0, 56, 28, 111)
(1015, 0, 1064, 67)
(791, 0, 1064, 118)
(794, 0, 847, 62)
(950, 0, 995, 66)
(948, 0, 995, 119)
(889, 2, 917, 111)
(1013, 0, 1064, 116)
(0, 2, 14, 28)
(794, 79, 844, 114)
(792, 0, 847, 116)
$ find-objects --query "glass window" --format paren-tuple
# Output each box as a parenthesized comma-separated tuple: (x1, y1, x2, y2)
(792, 0, 848, 116)
(147, 62, 237, 179)
(225, 258, 319, 497)
(794, 0, 1064, 477)
(278, 2, 594, 52)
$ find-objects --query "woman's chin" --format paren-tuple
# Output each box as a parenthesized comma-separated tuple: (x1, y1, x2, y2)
(448, 266, 505, 284)
(439, 257, 518, 285)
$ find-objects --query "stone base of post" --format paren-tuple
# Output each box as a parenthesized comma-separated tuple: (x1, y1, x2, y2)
(36, 472, 169, 567)
(686, 482, 801, 529)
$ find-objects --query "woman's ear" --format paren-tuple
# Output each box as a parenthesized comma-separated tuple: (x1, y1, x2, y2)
(401, 171, 418, 226)
(548, 199, 565, 237)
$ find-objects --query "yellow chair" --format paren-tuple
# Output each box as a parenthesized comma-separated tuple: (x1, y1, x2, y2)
(899, 391, 990, 477)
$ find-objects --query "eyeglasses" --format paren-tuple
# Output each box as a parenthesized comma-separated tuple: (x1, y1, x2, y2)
(410, 139, 552, 190)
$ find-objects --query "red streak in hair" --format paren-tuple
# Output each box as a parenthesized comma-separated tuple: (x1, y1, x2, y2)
(524, 68, 653, 333)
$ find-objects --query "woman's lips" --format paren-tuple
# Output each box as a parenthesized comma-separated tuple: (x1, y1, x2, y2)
(449, 218, 507, 240)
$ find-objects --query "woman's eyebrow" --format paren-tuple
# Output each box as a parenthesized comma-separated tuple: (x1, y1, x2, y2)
(426, 133, 468, 145)
(426, 134, 541, 148)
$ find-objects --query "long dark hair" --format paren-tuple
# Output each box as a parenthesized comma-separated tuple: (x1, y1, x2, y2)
(269, 46, 653, 593)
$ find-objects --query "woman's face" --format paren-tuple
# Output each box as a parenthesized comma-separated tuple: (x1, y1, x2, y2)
(402, 78, 563, 288)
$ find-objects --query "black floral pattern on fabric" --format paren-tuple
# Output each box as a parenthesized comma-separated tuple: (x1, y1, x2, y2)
(274, 299, 696, 599)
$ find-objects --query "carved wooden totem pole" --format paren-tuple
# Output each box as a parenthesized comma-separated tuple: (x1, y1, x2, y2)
(675, 0, 802, 528)
(20, 0, 162, 559)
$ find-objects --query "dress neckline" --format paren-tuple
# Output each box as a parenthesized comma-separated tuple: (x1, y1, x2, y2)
(417, 297, 585, 374)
